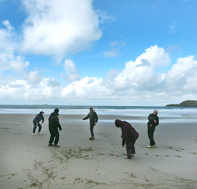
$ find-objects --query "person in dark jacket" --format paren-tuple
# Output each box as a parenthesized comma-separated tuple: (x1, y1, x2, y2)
(147, 110, 159, 148)
(82, 107, 98, 140)
(115, 119, 139, 159)
(48, 108, 62, 147)
(32, 111, 44, 135)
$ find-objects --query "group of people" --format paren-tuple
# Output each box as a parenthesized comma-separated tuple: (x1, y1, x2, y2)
(32, 108, 61, 147)
(32, 107, 159, 159)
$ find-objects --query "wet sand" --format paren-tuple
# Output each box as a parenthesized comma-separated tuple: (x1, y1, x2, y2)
(0, 114, 197, 189)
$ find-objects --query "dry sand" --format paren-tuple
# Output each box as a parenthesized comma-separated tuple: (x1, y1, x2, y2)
(0, 114, 197, 189)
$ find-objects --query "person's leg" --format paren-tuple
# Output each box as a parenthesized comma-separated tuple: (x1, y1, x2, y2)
(132, 134, 138, 155)
(38, 123, 42, 133)
(131, 144, 136, 154)
(33, 122, 37, 133)
(90, 124, 94, 137)
(148, 129, 155, 146)
(126, 142, 134, 159)
(148, 129, 153, 145)
(54, 130, 59, 145)
(152, 129, 156, 146)
(49, 130, 55, 145)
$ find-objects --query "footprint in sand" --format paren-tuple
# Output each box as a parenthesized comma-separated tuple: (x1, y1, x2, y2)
(189, 152, 197, 154)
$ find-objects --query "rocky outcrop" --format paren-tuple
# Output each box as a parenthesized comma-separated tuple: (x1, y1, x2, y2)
(166, 100, 197, 107)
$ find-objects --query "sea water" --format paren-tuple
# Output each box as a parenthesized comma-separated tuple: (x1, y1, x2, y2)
(0, 105, 196, 123)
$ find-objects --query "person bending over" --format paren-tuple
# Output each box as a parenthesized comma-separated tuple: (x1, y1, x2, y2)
(115, 119, 139, 159)
(32, 111, 44, 136)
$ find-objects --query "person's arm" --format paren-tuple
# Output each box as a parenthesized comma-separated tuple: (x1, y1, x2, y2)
(152, 116, 159, 127)
(155, 117, 159, 126)
(83, 113, 90, 120)
(58, 124, 62, 131)
(35, 114, 39, 125)
(42, 116, 44, 123)
(56, 116, 62, 131)
(94, 112, 98, 125)
(148, 114, 155, 127)
(121, 126, 127, 147)
(148, 114, 154, 121)
(58, 122, 62, 131)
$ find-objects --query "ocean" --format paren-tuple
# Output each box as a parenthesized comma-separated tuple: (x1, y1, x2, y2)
(0, 105, 197, 123)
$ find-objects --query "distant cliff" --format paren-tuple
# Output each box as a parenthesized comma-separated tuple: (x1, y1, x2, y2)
(166, 100, 197, 107)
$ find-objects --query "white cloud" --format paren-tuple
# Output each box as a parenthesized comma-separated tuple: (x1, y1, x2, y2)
(2, 20, 13, 31)
(0, 21, 30, 73)
(165, 55, 197, 92)
(0, 20, 16, 53)
(0, 53, 29, 73)
(110, 40, 126, 48)
(60, 45, 196, 104)
(0, 45, 197, 105)
(0, 78, 63, 101)
(104, 40, 126, 58)
(133, 45, 170, 68)
(61, 76, 111, 100)
(103, 45, 170, 91)
(23, 70, 42, 84)
(21, 0, 102, 60)
(104, 49, 119, 58)
(63, 59, 80, 82)
(0, 50, 44, 84)
(96, 10, 116, 24)
(47, 78, 61, 87)
(0, 20, 44, 85)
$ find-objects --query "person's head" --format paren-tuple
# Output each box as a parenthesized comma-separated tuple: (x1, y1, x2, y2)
(153, 110, 158, 115)
(89, 107, 93, 112)
(115, 119, 124, 128)
(40, 111, 44, 115)
(54, 108, 59, 114)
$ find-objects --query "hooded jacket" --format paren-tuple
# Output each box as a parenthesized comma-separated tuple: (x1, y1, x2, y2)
(33, 112, 44, 124)
(115, 119, 139, 146)
(147, 113, 159, 129)
(83, 110, 98, 125)
(48, 112, 62, 131)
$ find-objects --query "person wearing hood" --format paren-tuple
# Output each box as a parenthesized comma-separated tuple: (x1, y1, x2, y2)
(32, 111, 44, 136)
(82, 107, 98, 140)
(115, 119, 139, 159)
(147, 110, 159, 148)
(48, 108, 62, 147)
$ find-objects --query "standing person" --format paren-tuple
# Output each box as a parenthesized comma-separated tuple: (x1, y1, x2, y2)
(48, 108, 62, 147)
(82, 107, 98, 140)
(32, 111, 44, 136)
(115, 119, 139, 159)
(147, 110, 159, 148)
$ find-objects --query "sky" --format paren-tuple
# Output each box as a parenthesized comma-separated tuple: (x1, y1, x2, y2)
(0, 0, 197, 106)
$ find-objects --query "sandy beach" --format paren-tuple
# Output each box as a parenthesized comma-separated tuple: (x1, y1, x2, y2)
(0, 113, 197, 189)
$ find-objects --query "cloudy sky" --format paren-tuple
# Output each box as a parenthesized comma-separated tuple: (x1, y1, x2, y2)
(0, 0, 197, 106)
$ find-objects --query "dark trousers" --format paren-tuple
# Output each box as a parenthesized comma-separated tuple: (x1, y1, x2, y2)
(90, 124, 94, 137)
(126, 141, 136, 159)
(33, 122, 42, 133)
(148, 128, 156, 146)
(49, 129, 59, 145)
